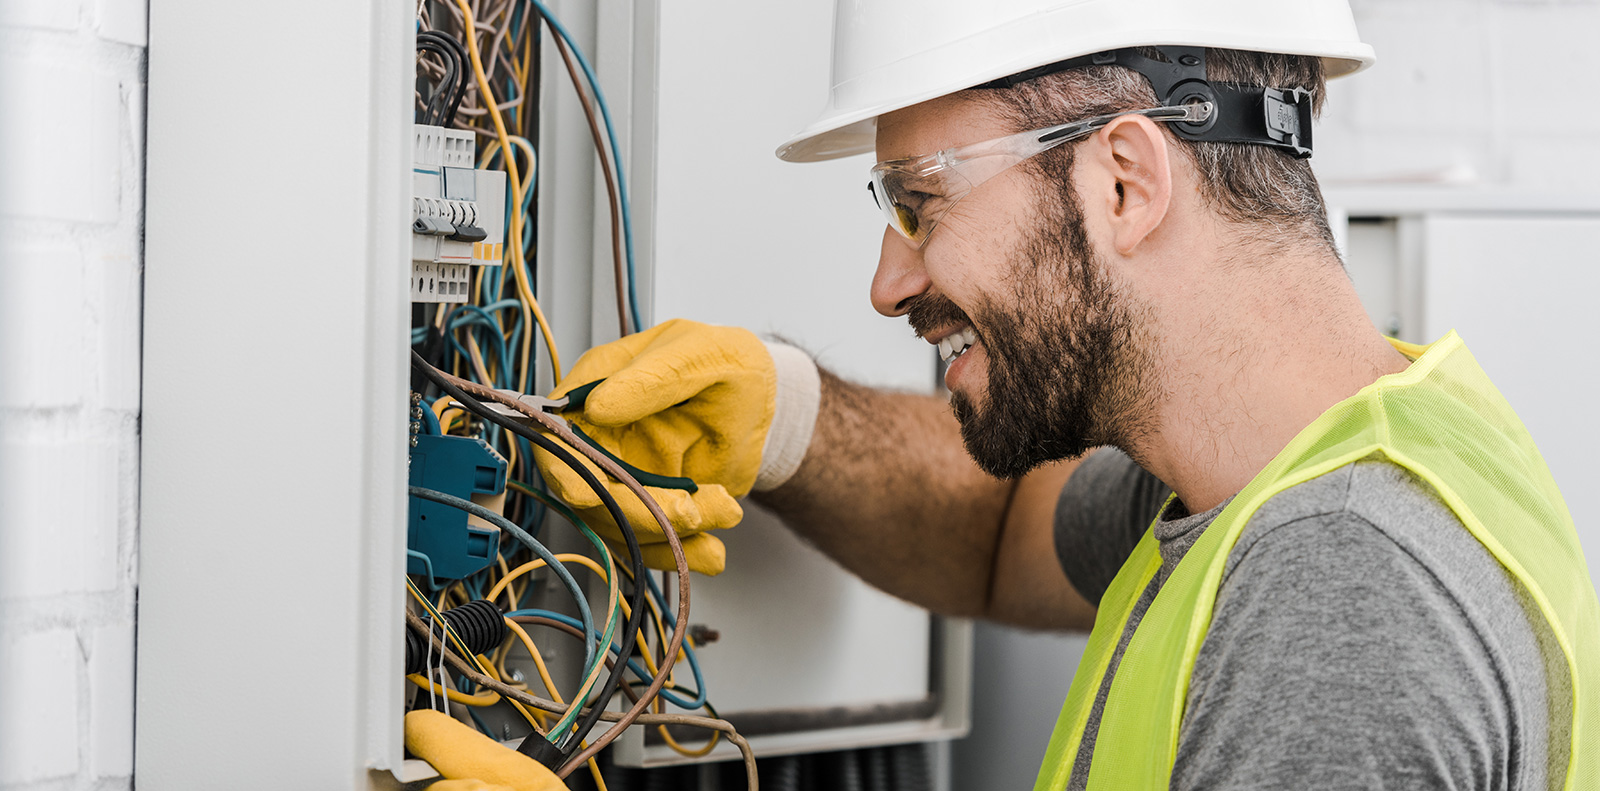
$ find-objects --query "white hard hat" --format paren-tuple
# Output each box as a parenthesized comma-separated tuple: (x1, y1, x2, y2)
(777, 0, 1375, 163)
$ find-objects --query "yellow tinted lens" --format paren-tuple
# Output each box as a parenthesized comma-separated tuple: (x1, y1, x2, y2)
(893, 202, 920, 239)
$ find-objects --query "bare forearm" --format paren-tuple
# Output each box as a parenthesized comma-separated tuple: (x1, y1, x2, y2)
(752, 369, 1014, 616)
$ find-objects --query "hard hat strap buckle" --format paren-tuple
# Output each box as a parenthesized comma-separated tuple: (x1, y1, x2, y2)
(975, 46, 1315, 158)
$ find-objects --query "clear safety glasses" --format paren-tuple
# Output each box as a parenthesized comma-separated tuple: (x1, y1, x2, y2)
(868, 102, 1213, 247)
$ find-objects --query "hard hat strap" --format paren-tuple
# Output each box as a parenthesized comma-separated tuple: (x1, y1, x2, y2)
(973, 46, 1313, 158)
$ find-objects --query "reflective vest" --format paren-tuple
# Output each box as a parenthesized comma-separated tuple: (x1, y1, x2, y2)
(1033, 332, 1600, 791)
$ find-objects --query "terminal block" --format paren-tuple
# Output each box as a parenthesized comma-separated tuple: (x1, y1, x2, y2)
(407, 433, 507, 580)
(411, 124, 508, 303)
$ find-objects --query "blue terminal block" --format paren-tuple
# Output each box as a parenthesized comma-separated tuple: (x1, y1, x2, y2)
(408, 434, 507, 580)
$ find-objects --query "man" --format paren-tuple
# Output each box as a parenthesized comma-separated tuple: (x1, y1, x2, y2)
(534, 1, 1598, 787)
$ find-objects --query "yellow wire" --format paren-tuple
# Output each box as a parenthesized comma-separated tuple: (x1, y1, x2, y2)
(495, 554, 523, 618)
(488, 552, 622, 718)
(406, 673, 501, 706)
(455, 0, 561, 385)
(464, 332, 494, 386)
(506, 617, 566, 708)
(407, 580, 546, 729)
(657, 713, 720, 757)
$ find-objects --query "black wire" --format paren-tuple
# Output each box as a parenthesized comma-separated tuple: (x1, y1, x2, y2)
(408, 350, 648, 762)
(415, 37, 458, 126)
(420, 30, 471, 126)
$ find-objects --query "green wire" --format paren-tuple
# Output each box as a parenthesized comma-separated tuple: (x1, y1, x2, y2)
(508, 479, 621, 745)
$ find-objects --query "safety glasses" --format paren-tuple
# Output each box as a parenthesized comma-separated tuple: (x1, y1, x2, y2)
(868, 102, 1212, 247)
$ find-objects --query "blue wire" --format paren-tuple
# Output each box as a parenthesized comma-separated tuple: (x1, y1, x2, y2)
(443, 305, 513, 383)
(417, 399, 442, 435)
(505, 607, 707, 710)
(410, 486, 597, 683)
(407, 550, 447, 592)
(529, 0, 643, 333)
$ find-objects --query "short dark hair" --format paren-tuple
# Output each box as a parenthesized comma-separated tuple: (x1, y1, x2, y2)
(982, 48, 1335, 253)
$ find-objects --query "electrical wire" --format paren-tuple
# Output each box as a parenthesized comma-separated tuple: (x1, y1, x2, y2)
(451, 0, 561, 387)
(405, 577, 543, 730)
(424, 369, 692, 775)
(406, 613, 756, 791)
(408, 484, 596, 692)
(490, 550, 620, 742)
(408, 8, 715, 772)
(529, 0, 643, 335)
(542, 23, 629, 336)
(409, 352, 651, 763)
(415, 37, 459, 126)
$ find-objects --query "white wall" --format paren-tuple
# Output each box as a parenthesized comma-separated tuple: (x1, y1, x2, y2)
(0, 1, 147, 788)
(1317, 0, 1600, 192)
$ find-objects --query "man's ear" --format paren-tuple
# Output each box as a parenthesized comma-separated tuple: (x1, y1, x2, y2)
(1085, 115, 1172, 256)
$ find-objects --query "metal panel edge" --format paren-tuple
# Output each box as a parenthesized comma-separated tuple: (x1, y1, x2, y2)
(139, 0, 410, 785)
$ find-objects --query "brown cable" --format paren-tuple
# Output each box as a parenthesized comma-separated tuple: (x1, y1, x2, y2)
(541, 13, 630, 337)
(432, 372, 691, 776)
(407, 613, 757, 789)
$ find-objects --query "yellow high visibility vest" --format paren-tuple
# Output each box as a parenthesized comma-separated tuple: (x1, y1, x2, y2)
(1033, 332, 1600, 791)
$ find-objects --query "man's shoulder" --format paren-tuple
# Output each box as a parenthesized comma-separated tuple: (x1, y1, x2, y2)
(1221, 457, 1547, 666)
(1178, 457, 1564, 791)
(1229, 457, 1460, 573)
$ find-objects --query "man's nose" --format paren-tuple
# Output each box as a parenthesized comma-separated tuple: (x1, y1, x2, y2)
(870, 227, 930, 317)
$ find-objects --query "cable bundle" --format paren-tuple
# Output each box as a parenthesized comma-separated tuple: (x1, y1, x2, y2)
(415, 31, 469, 127)
(408, 3, 741, 786)
(411, 0, 638, 539)
(407, 354, 754, 789)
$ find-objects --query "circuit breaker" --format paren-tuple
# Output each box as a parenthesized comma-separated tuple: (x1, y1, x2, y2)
(411, 124, 507, 303)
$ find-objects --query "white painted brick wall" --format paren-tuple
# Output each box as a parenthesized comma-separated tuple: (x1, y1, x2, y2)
(0, 0, 146, 788)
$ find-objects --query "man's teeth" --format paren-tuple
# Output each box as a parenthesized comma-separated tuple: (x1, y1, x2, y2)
(938, 327, 978, 363)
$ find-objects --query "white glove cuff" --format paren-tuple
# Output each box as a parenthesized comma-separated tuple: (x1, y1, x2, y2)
(754, 342, 821, 492)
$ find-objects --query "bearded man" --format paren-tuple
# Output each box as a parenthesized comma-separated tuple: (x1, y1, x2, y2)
(532, 3, 1598, 787)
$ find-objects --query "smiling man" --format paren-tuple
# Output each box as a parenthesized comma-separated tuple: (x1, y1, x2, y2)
(533, 1, 1598, 788)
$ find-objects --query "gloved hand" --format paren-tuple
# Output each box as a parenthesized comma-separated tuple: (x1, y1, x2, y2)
(532, 319, 820, 575)
(405, 709, 567, 791)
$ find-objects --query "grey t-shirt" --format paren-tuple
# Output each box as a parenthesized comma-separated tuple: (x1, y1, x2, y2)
(1052, 449, 1570, 790)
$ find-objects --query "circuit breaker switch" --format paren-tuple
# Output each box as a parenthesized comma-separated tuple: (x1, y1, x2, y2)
(413, 217, 455, 236)
(449, 224, 488, 242)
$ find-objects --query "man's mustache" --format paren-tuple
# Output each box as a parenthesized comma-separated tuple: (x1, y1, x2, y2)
(905, 292, 974, 339)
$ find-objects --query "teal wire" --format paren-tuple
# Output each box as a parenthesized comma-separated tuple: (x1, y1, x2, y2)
(529, 0, 642, 333)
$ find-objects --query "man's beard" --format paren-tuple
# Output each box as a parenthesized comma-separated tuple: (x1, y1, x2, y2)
(907, 185, 1155, 480)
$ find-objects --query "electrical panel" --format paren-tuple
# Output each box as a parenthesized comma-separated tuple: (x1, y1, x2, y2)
(411, 124, 506, 303)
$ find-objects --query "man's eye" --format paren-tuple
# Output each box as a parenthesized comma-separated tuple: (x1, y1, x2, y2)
(893, 201, 920, 237)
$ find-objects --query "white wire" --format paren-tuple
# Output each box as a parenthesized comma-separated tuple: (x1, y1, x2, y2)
(436, 618, 452, 718)
(426, 615, 439, 712)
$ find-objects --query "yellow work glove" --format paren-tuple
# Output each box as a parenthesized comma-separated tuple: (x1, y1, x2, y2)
(533, 319, 820, 575)
(405, 709, 567, 791)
